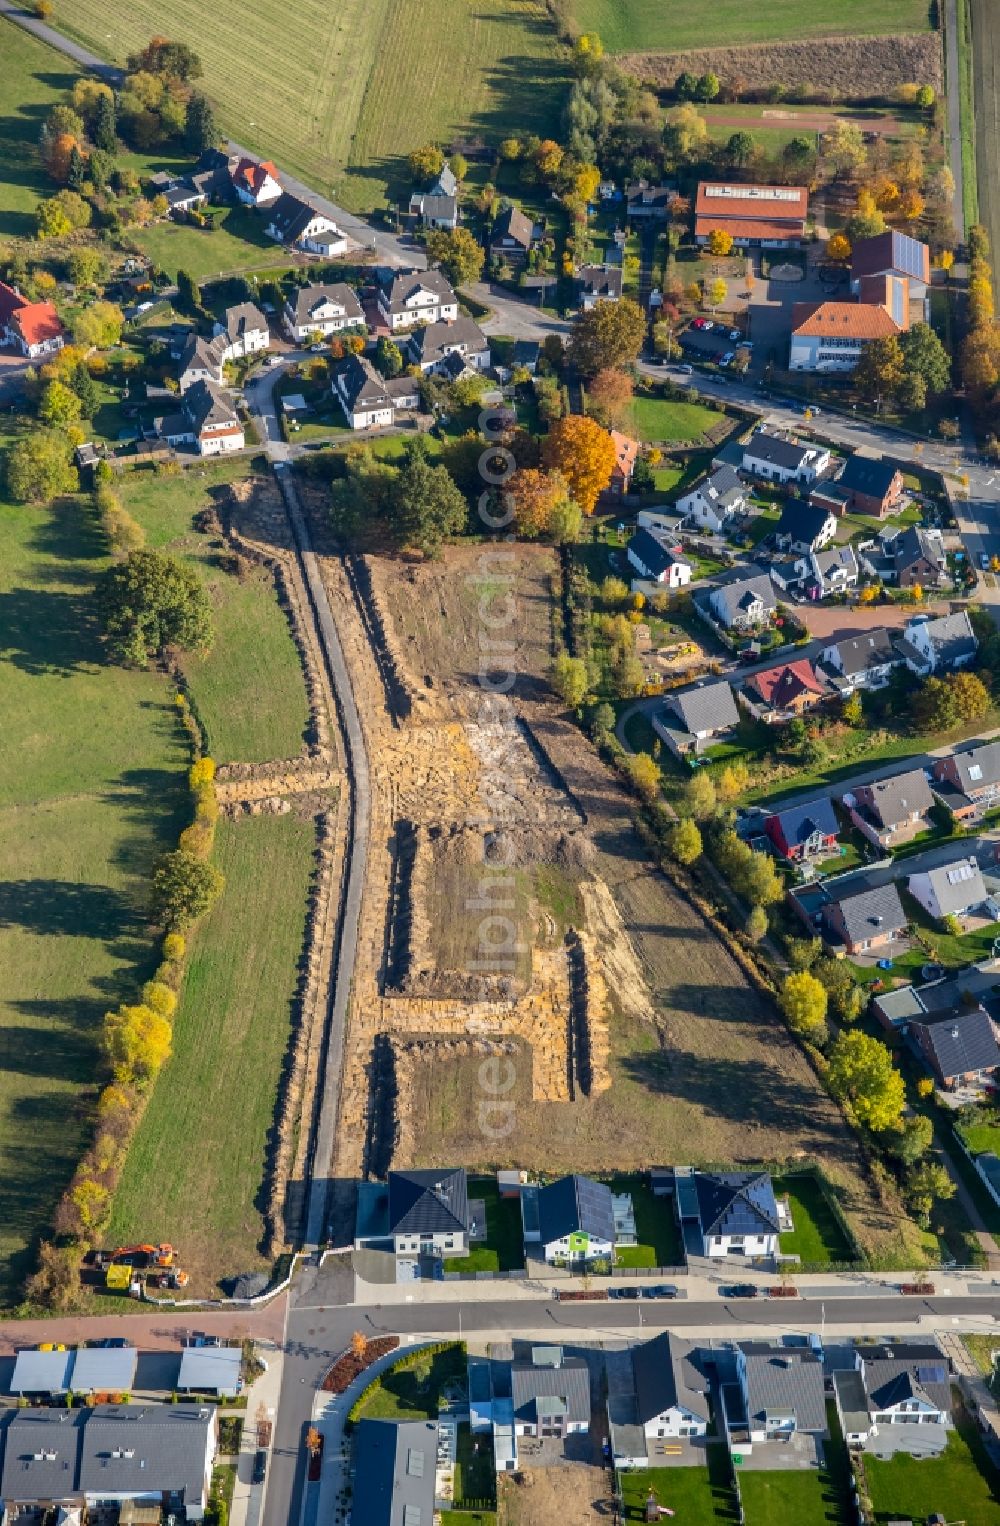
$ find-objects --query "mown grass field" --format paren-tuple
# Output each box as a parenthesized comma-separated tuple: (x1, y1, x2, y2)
(103, 814, 317, 1287)
(54, 0, 567, 212)
(866, 1405, 1000, 1524)
(0, 21, 78, 237)
(572, 0, 932, 53)
(621, 1454, 738, 1522)
(0, 486, 188, 1302)
(120, 462, 311, 764)
(626, 395, 725, 444)
(132, 205, 294, 282)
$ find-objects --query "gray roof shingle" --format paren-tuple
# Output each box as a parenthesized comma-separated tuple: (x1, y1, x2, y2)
(287, 282, 363, 330)
(0, 1409, 84, 1501)
(667, 680, 739, 737)
(388, 1167, 469, 1236)
(951, 740, 1000, 794)
(380, 268, 456, 315)
(408, 316, 489, 366)
(775, 499, 833, 547)
(220, 301, 268, 344)
(858, 1343, 950, 1417)
(912, 1009, 1000, 1081)
(537, 1174, 615, 1245)
(78, 1404, 214, 1505)
(857, 767, 934, 828)
(632, 1332, 709, 1424)
(828, 882, 907, 945)
(827, 628, 895, 676)
(836, 454, 901, 499)
(710, 569, 778, 625)
(915, 858, 987, 915)
(511, 1349, 591, 1425)
(744, 431, 813, 472)
(739, 1344, 827, 1432)
(350, 1419, 438, 1526)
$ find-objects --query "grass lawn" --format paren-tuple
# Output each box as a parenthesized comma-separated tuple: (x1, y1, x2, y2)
(960, 1121, 1000, 1154)
(444, 1177, 525, 1272)
(961, 1334, 1000, 1383)
(627, 395, 725, 445)
(355, 1343, 467, 1422)
(133, 206, 294, 283)
(455, 1423, 497, 1509)
(119, 462, 311, 764)
(620, 1451, 738, 1522)
(606, 1175, 683, 1267)
(573, 0, 930, 50)
(0, 21, 78, 238)
(865, 1401, 1000, 1524)
(56, 0, 567, 214)
(0, 487, 188, 1303)
(772, 1172, 857, 1267)
(440, 1515, 495, 1526)
(742, 506, 782, 547)
(891, 889, 1000, 977)
(738, 1462, 851, 1526)
(104, 813, 317, 1289)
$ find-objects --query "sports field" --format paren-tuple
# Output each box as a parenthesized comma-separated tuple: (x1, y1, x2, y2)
(0, 476, 188, 1303)
(54, 0, 567, 211)
(572, 0, 932, 53)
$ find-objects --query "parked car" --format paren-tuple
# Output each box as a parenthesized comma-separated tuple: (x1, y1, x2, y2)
(310, 343, 326, 353)
(691, 317, 706, 329)
(722, 1283, 759, 1298)
(677, 363, 694, 375)
(253, 1450, 268, 1485)
(981, 552, 991, 571)
(729, 328, 741, 341)
(720, 352, 734, 367)
(702, 320, 716, 330)
(642, 1284, 679, 1299)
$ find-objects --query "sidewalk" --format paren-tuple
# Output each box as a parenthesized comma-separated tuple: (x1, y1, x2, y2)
(230, 1339, 285, 1526)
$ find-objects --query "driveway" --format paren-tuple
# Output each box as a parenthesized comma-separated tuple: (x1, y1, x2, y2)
(746, 260, 847, 371)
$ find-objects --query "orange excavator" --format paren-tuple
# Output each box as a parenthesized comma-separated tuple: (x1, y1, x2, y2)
(111, 1243, 175, 1269)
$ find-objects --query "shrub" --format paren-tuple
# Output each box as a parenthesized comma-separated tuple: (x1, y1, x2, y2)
(163, 932, 186, 961)
(141, 980, 178, 1018)
(151, 850, 224, 929)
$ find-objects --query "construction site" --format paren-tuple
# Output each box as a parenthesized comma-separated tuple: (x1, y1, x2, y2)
(285, 493, 921, 1269)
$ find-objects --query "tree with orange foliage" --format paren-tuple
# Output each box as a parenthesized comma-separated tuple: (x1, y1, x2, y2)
(587, 367, 634, 429)
(542, 416, 616, 515)
(875, 180, 900, 211)
(900, 188, 924, 222)
(508, 468, 569, 538)
(41, 131, 80, 184)
(535, 139, 563, 180)
(825, 233, 851, 263)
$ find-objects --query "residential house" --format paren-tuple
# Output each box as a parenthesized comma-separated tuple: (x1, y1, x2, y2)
(688, 1170, 781, 1259)
(728, 1344, 826, 1450)
(331, 354, 419, 430)
(908, 857, 988, 924)
(150, 171, 209, 215)
(811, 542, 860, 597)
(379, 1167, 470, 1260)
(851, 229, 931, 302)
(625, 180, 674, 219)
(630, 1332, 710, 1447)
(820, 628, 899, 693)
(350, 1419, 438, 1526)
(694, 182, 808, 247)
(577, 263, 623, 309)
(264, 192, 347, 256)
(675, 464, 748, 535)
(765, 797, 840, 864)
(911, 1008, 1000, 1090)
(608, 429, 641, 498)
(741, 430, 830, 485)
(812, 453, 905, 519)
(283, 281, 364, 342)
(652, 679, 739, 760)
(843, 767, 934, 850)
(532, 1174, 616, 1264)
(0, 1404, 217, 1521)
(377, 268, 458, 331)
(489, 205, 537, 267)
(897, 610, 976, 675)
(864, 523, 949, 591)
(213, 301, 269, 361)
(774, 499, 837, 556)
(230, 156, 282, 206)
(789, 275, 911, 372)
(177, 331, 226, 393)
(157, 380, 245, 456)
(932, 740, 1000, 822)
(833, 1341, 950, 1456)
(408, 165, 459, 229)
(626, 526, 692, 589)
(742, 659, 827, 722)
(510, 338, 540, 374)
(822, 882, 908, 955)
(707, 569, 778, 632)
(0, 279, 64, 359)
(407, 316, 490, 375)
(511, 1347, 591, 1439)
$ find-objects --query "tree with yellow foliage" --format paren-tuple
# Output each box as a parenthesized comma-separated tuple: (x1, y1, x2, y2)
(937, 249, 955, 273)
(574, 164, 601, 204)
(508, 468, 570, 539)
(103, 1003, 172, 1086)
(900, 188, 924, 222)
(542, 416, 617, 515)
(707, 228, 733, 257)
(875, 180, 900, 211)
(705, 276, 727, 310)
(534, 139, 563, 181)
(826, 233, 852, 263)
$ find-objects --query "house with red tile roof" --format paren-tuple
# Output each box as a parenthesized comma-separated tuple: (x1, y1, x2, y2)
(742, 659, 827, 723)
(789, 273, 911, 373)
(231, 157, 282, 207)
(607, 429, 640, 498)
(694, 182, 808, 248)
(0, 280, 64, 360)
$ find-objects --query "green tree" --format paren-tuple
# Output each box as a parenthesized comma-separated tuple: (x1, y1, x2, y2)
(550, 652, 588, 708)
(127, 38, 203, 79)
(828, 1030, 905, 1132)
(674, 70, 698, 100)
(915, 675, 960, 731)
(746, 904, 768, 942)
(906, 1160, 955, 1227)
(694, 71, 720, 102)
(70, 360, 100, 418)
(662, 103, 707, 160)
(67, 144, 86, 192)
(448, 152, 468, 183)
(916, 84, 936, 109)
(548, 495, 582, 545)
(897, 371, 927, 413)
(569, 297, 645, 376)
(742, 850, 783, 907)
(184, 92, 217, 154)
(37, 189, 90, 238)
(374, 336, 403, 378)
(68, 247, 109, 290)
(4, 429, 78, 503)
(408, 143, 445, 184)
(424, 226, 485, 287)
(96, 549, 213, 666)
(38, 379, 82, 427)
(813, 957, 862, 1022)
(590, 701, 616, 739)
(151, 850, 224, 931)
(786, 937, 821, 972)
(71, 300, 124, 349)
(783, 135, 816, 172)
(176, 269, 202, 314)
(394, 449, 467, 554)
(93, 90, 117, 152)
(890, 1114, 934, 1167)
(682, 769, 716, 821)
(669, 816, 703, 865)
(726, 130, 755, 167)
(853, 335, 904, 406)
(779, 971, 829, 1043)
(600, 575, 630, 608)
(900, 321, 951, 394)
(842, 691, 864, 727)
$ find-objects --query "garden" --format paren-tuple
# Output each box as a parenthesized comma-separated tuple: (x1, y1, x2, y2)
(606, 1175, 683, 1268)
(347, 1342, 467, 1426)
(444, 1178, 526, 1273)
(620, 1453, 738, 1522)
(863, 1401, 1000, 1524)
(772, 1170, 859, 1268)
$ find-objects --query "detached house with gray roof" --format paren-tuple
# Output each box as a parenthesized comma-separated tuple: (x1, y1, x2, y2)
(727, 1343, 827, 1453)
(264, 192, 347, 256)
(577, 263, 623, 309)
(283, 282, 364, 342)
(213, 301, 269, 361)
(350, 1418, 438, 1526)
(898, 610, 977, 676)
(688, 1170, 780, 1259)
(822, 882, 907, 956)
(820, 627, 899, 694)
(765, 796, 840, 864)
(407, 316, 490, 375)
(626, 526, 692, 590)
(908, 857, 988, 925)
(932, 740, 1000, 822)
(707, 568, 777, 633)
(384, 1167, 470, 1259)
(832, 1341, 951, 1457)
(177, 331, 226, 393)
(408, 164, 460, 229)
(910, 1007, 1000, 1090)
(653, 679, 739, 760)
(331, 353, 419, 430)
(675, 464, 748, 535)
(741, 430, 830, 486)
(863, 524, 949, 590)
(489, 205, 538, 267)
(527, 1174, 617, 1264)
(377, 268, 459, 331)
(511, 1347, 591, 1439)
(608, 1331, 711, 1468)
(843, 766, 935, 850)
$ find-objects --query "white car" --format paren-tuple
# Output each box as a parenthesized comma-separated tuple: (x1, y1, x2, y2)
(729, 328, 740, 341)
(720, 351, 734, 367)
(702, 320, 715, 331)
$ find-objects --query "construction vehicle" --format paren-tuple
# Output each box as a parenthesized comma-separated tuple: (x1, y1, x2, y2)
(146, 1268, 189, 1290)
(106, 1263, 140, 1294)
(110, 1243, 176, 1269)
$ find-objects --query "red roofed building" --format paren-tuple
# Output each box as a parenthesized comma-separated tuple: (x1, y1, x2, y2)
(743, 659, 827, 722)
(789, 273, 910, 373)
(607, 429, 640, 498)
(231, 157, 282, 207)
(694, 182, 808, 248)
(0, 280, 64, 359)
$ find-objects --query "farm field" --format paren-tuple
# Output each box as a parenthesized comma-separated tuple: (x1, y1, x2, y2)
(970, 0, 999, 280)
(0, 488, 188, 1303)
(865, 1405, 1000, 1524)
(120, 463, 311, 765)
(52, 0, 567, 213)
(103, 813, 318, 1288)
(572, 0, 932, 53)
